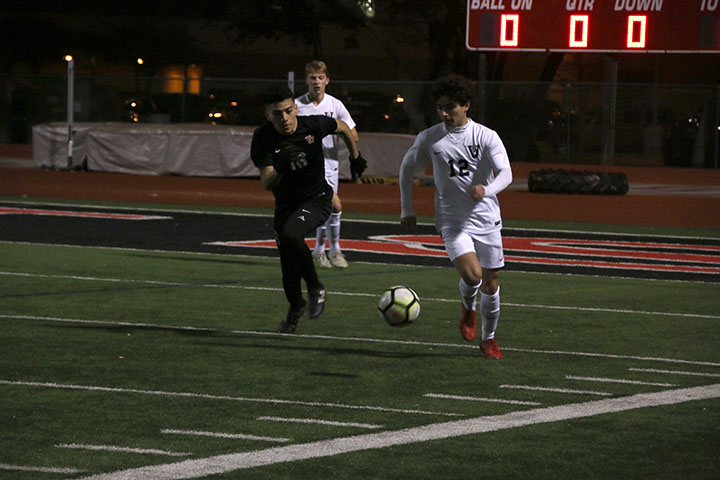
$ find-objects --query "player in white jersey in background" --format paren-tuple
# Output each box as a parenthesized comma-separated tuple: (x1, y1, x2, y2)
(399, 74, 513, 359)
(296, 60, 366, 269)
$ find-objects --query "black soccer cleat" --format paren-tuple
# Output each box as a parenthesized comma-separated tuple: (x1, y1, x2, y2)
(277, 300, 306, 334)
(307, 287, 326, 319)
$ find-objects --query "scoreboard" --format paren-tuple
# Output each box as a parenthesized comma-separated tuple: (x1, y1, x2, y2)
(466, 0, 720, 53)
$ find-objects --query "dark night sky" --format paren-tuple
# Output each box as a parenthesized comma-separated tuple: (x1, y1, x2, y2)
(2, 1, 719, 84)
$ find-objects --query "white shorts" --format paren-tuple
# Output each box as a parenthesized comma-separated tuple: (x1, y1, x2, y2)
(441, 229, 505, 269)
(324, 159, 339, 193)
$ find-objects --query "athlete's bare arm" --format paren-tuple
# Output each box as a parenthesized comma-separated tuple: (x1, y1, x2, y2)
(335, 120, 360, 159)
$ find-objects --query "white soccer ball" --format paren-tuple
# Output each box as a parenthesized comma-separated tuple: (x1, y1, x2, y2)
(378, 285, 420, 326)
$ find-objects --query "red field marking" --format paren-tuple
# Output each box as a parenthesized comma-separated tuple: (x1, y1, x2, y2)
(211, 234, 720, 275)
(0, 207, 172, 220)
(502, 237, 720, 264)
(505, 254, 720, 275)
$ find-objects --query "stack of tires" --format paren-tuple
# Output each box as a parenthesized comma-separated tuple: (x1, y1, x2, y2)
(528, 169, 629, 195)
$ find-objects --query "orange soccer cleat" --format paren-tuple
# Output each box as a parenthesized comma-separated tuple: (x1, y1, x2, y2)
(480, 338, 504, 359)
(459, 304, 477, 342)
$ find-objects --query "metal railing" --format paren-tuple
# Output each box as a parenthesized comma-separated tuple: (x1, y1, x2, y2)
(1, 73, 717, 168)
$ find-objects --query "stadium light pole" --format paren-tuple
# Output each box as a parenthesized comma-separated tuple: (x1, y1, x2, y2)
(135, 57, 143, 94)
(288, 71, 294, 94)
(65, 55, 74, 169)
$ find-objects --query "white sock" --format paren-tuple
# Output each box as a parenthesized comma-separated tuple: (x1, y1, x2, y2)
(328, 212, 342, 251)
(459, 278, 480, 311)
(481, 287, 500, 341)
(314, 218, 330, 254)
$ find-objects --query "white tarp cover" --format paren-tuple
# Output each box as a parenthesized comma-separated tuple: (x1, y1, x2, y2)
(32, 122, 418, 179)
(32, 122, 103, 170)
(86, 123, 256, 177)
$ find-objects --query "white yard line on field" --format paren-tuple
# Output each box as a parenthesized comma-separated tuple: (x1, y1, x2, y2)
(629, 368, 720, 378)
(256, 416, 384, 429)
(2, 314, 720, 368)
(2, 270, 720, 320)
(1, 314, 217, 333)
(70, 384, 720, 480)
(499, 346, 720, 368)
(0, 463, 83, 474)
(0, 379, 460, 418)
(566, 375, 677, 387)
(161, 430, 290, 443)
(423, 393, 541, 406)
(55, 443, 191, 457)
(499, 301, 720, 320)
(500, 384, 613, 396)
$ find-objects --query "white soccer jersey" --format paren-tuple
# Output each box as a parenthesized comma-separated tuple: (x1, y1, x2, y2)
(295, 93, 356, 163)
(400, 118, 512, 234)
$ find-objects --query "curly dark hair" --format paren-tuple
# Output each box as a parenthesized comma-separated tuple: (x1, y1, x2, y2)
(430, 74, 475, 105)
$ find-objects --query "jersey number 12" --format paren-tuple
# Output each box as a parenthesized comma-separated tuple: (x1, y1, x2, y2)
(448, 159, 470, 177)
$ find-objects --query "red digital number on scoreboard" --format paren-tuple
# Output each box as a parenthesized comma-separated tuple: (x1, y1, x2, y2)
(466, 0, 720, 53)
(500, 14, 519, 46)
(569, 15, 589, 48)
(626, 15, 647, 48)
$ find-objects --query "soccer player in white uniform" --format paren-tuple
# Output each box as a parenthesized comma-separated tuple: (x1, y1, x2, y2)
(296, 60, 365, 269)
(399, 75, 512, 359)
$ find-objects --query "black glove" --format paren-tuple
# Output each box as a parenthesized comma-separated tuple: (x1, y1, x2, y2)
(273, 144, 305, 175)
(350, 153, 367, 181)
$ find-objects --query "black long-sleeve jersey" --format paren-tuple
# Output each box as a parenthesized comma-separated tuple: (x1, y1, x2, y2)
(251, 115, 337, 208)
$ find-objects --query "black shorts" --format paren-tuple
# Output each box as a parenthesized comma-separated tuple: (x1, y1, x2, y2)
(274, 189, 332, 241)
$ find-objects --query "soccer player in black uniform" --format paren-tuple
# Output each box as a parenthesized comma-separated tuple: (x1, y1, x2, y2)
(251, 85, 365, 333)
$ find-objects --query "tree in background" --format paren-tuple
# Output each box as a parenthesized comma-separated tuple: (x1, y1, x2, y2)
(0, 1, 207, 74)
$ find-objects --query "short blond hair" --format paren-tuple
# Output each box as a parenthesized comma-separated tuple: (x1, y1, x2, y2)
(305, 60, 328, 76)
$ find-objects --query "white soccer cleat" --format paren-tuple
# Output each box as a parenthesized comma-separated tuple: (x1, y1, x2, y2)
(312, 251, 332, 269)
(327, 250, 349, 268)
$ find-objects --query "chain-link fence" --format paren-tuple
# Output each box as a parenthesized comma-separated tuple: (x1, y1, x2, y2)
(1, 73, 717, 168)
